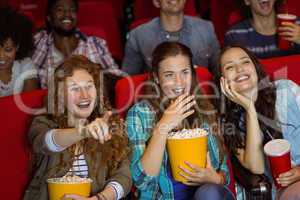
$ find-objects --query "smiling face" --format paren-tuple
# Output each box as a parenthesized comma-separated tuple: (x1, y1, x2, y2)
(153, 0, 186, 15)
(244, 0, 276, 17)
(157, 54, 192, 99)
(48, 0, 77, 35)
(220, 47, 258, 94)
(0, 38, 17, 70)
(65, 69, 97, 120)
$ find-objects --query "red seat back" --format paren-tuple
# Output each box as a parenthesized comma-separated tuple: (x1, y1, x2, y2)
(261, 55, 300, 85)
(210, 0, 238, 46)
(78, 25, 107, 41)
(77, 1, 123, 61)
(0, 89, 47, 200)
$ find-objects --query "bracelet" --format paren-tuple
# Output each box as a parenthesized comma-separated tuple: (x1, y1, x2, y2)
(97, 193, 108, 200)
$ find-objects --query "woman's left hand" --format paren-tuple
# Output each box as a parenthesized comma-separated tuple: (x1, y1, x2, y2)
(179, 153, 222, 186)
(61, 194, 97, 200)
(277, 166, 300, 187)
(278, 22, 300, 44)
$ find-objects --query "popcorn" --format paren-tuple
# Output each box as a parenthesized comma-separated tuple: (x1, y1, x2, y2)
(168, 128, 207, 139)
(47, 175, 92, 184)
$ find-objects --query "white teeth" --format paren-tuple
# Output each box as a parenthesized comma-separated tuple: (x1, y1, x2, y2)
(0, 60, 5, 65)
(260, 0, 269, 3)
(78, 101, 90, 106)
(62, 19, 71, 23)
(236, 75, 249, 82)
(173, 88, 184, 94)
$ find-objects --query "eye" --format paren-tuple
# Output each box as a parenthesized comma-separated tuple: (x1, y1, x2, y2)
(225, 65, 233, 71)
(164, 73, 174, 78)
(242, 60, 251, 64)
(70, 86, 80, 92)
(183, 69, 191, 75)
(86, 84, 94, 90)
(55, 6, 64, 14)
(4, 47, 14, 53)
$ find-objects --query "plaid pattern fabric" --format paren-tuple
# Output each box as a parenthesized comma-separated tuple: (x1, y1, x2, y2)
(32, 30, 124, 88)
(126, 101, 231, 200)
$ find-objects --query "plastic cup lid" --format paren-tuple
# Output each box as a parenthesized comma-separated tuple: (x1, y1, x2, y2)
(264, 139, 290, 156)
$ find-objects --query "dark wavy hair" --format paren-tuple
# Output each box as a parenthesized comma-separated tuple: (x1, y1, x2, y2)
(0, 7, 34, 59)
(236, 0, 284, 18)
(143, 41, 226, 163)
(46, 55, 129, 180)
(214, 45, 283, 155)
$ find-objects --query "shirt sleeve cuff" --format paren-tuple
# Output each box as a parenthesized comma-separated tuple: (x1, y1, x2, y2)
(45, 129, 66, 152)
(106, 181, 124, 200)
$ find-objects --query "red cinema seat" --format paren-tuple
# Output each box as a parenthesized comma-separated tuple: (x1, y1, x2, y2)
(210, 0, 238, 46)
(261, 55, 300, 85)
(0, 89, 47, 200)
(77, 1, 123, 61)
(78, 25, 107, 42)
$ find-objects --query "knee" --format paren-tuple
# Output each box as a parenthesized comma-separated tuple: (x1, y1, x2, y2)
(193, 184, 228, 200)
(278, 182, 300, 200)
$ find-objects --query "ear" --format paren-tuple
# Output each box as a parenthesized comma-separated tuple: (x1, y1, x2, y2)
(46, 15, 51, 24)
(152, 0, 161, 8)
(153, 73, 159, 84)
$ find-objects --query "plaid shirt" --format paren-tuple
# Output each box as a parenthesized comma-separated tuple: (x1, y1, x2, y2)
(126, 101, 230, 200)
(32, 30, 124, 88)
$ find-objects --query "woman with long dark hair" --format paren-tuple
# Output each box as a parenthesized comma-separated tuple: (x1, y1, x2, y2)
(216, 45, 300, 199)
(126, 41, 235, 200)
(23, 55, 131, 200)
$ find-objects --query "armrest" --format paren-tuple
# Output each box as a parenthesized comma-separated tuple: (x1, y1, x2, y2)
(230, 155, 272, 199)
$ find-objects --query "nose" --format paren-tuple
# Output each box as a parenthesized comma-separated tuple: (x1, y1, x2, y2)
(235, 64, 244, 73)
(64, 9, 72, 18)
(79, 88, 89, 99)
(0, 49, 4, 58)
(175, 73, 184, 85)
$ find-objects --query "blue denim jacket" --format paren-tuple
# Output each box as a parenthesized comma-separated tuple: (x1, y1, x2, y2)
(122, 16, 220, 75)
(275, 79, 300, 165)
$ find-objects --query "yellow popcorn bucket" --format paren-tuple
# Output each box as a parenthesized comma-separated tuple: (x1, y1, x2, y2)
(167, 130, 208, 183)
(47, 178, 92, 200)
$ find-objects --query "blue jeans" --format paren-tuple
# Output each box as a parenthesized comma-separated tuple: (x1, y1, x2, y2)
(193, 184, 235, 200)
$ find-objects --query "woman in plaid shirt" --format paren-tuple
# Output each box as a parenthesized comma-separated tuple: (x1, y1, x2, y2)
(126, 42, 235, 200)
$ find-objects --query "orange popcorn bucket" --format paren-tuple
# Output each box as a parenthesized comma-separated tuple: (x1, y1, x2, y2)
(167, 129, 208, 183)
(47, 178, 92, 200)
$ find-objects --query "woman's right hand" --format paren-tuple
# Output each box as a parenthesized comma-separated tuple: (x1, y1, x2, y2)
(156, 94, 196, 134)
(220, 77, 255, 111)
(82, 111, 113, 144)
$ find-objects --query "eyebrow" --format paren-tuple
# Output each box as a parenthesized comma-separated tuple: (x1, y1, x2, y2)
(223, 56, 250, 66)
(67, 80, 94, 86)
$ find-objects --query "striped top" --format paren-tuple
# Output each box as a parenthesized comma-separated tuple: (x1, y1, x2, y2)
(224, 19, 300, 58)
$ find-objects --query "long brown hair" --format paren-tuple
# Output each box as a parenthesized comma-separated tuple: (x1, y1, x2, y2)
(144, 41, 225, 162)
(47, 55, 129, 179)
(214, 45, 283, 155)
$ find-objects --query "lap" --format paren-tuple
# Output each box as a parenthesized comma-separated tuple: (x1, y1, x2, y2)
(193, 183, 235, 200)
(277, 181, 300, 200)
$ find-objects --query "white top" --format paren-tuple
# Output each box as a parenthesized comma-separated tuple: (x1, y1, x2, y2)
(0, 58, 37, 97)
(45, 130, 125, 199)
